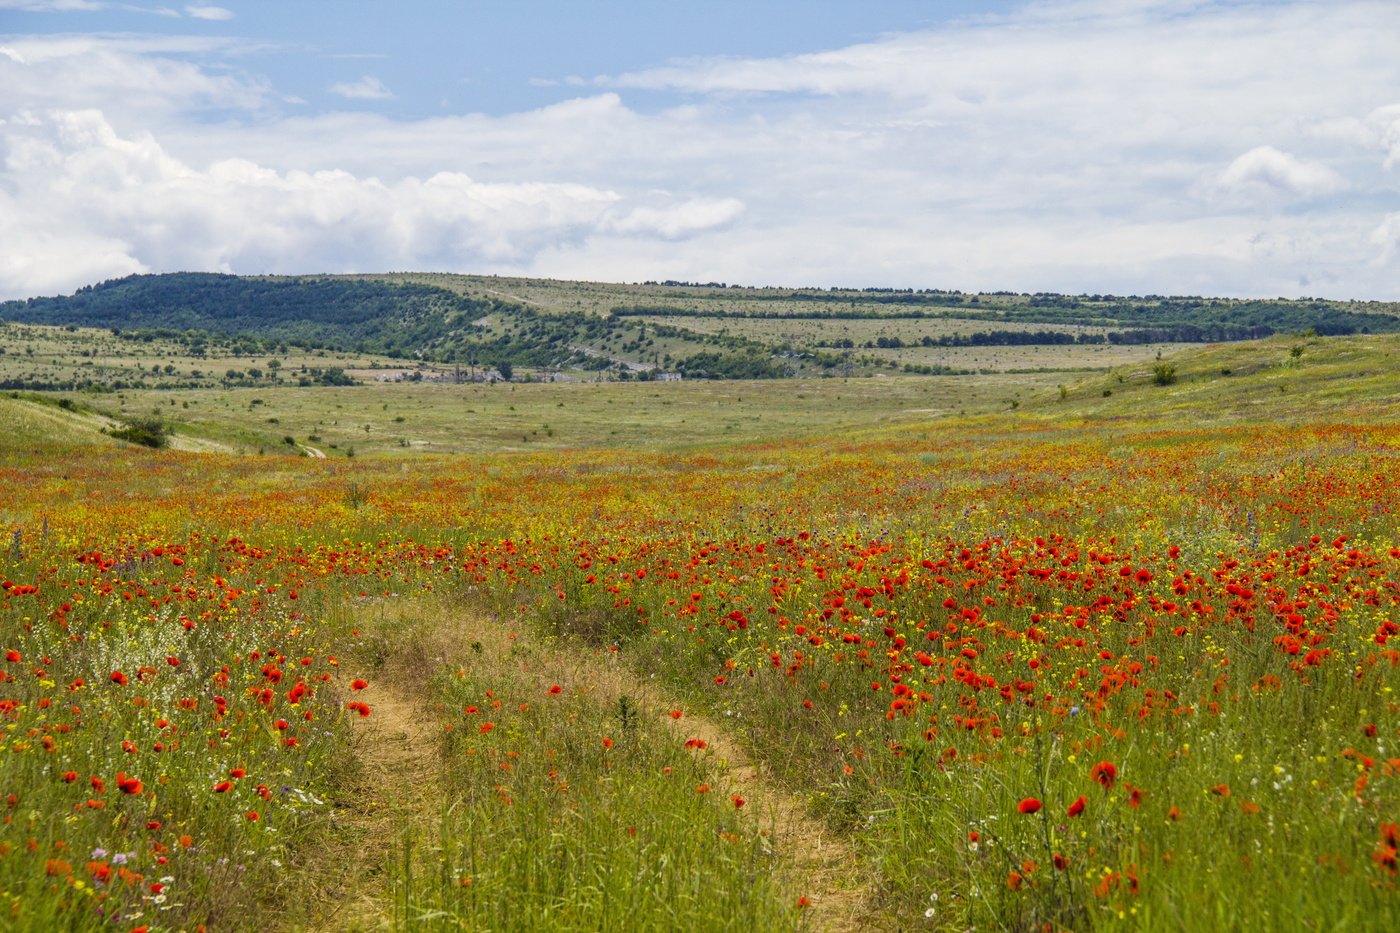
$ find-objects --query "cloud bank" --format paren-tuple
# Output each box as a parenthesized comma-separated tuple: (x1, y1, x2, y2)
(2, 0, 1400, 300)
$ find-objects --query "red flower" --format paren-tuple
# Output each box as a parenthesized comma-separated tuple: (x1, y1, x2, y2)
(602, 737, 614, 750)
(116, 773, 142, 795)
(4, 650, 20, 663)
(1067, 796, 1087, 817)
(110, 671, 128, 686)
(213, 781, 232, 793)
(548, 684, 562, 695)
(732, 794, 745, 808)
(1091, 761, 1118, 790)
(1018, 797, 1043, 814)
(351, 679, 368, 691)
(346, 701, 371, 718)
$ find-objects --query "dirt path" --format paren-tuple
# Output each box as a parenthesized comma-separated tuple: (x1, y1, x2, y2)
(299, 444, 327, 459)
(578, 659, 877, 932)
(306, 606, 878, 932)
(299, 678, 442, 932)
(452, 611, 879, 931)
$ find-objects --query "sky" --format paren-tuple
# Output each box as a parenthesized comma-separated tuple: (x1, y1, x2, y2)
(2, 0, 1399, 301)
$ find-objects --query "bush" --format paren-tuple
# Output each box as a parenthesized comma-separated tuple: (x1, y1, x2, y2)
(109, 416, 170, 448)
(1152, 363, 1178, 386)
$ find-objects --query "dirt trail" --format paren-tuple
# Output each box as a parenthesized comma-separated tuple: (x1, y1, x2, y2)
(578, 661, 877, 932)
(458, 612, 881, 932)
(299, 678, 442, 932)
(305, 606, 878, 932)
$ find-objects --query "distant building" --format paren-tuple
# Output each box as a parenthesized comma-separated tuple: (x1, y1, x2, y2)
(654, 372, 683, 382)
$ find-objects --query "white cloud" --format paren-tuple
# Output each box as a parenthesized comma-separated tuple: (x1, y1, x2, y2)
(0, 110, 746, 298)
(1213, 146, 1347, 200)
(0, 34, 275, 121)
(328, 75, 395, 101)
(184, 4, 232, 19)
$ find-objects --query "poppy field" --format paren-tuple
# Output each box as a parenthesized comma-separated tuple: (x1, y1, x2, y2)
(2, 367, 1399, 930)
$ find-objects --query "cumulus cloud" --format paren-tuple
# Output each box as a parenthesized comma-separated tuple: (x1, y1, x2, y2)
(328, 75, 396, 101)
(1213, 146, 1347, 200)
(0, 111, 746, 298)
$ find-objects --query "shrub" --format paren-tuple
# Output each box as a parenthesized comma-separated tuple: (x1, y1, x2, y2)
(109, 416, 170, 448)
(1152, 363, 1178, 386)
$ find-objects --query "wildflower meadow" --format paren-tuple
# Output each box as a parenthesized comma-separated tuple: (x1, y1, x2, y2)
(1, 398, 1397, 930)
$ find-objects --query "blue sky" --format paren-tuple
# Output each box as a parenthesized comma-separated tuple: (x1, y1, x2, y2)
(1, 2, 1025, 117)
(3, 0, 1399, 300)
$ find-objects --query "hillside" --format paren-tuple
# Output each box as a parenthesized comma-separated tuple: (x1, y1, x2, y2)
(7, 272, 1398, 384)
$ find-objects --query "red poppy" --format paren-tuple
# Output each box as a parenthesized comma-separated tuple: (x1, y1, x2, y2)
(1091, 761, 1118, 790)
(1067, 796, 1087, 817)
(732, 795, 745, 808)
(351, 679, 368, 691)
(602, 737, 614, 750)
(116, 773, 142, 795)
(1018, 797, 1043, 814)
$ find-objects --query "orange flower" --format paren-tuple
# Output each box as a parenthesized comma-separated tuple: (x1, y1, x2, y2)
(602, 737, 614, 750)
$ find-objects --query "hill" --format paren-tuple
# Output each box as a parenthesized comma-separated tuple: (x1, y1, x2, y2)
(7, 272, 1398, 383)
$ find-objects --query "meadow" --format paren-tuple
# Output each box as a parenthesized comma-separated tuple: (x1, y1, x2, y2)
(0, 331, 1397, 931)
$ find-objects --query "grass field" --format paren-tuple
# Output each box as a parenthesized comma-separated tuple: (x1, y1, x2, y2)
(1, 331, 1398, 931)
